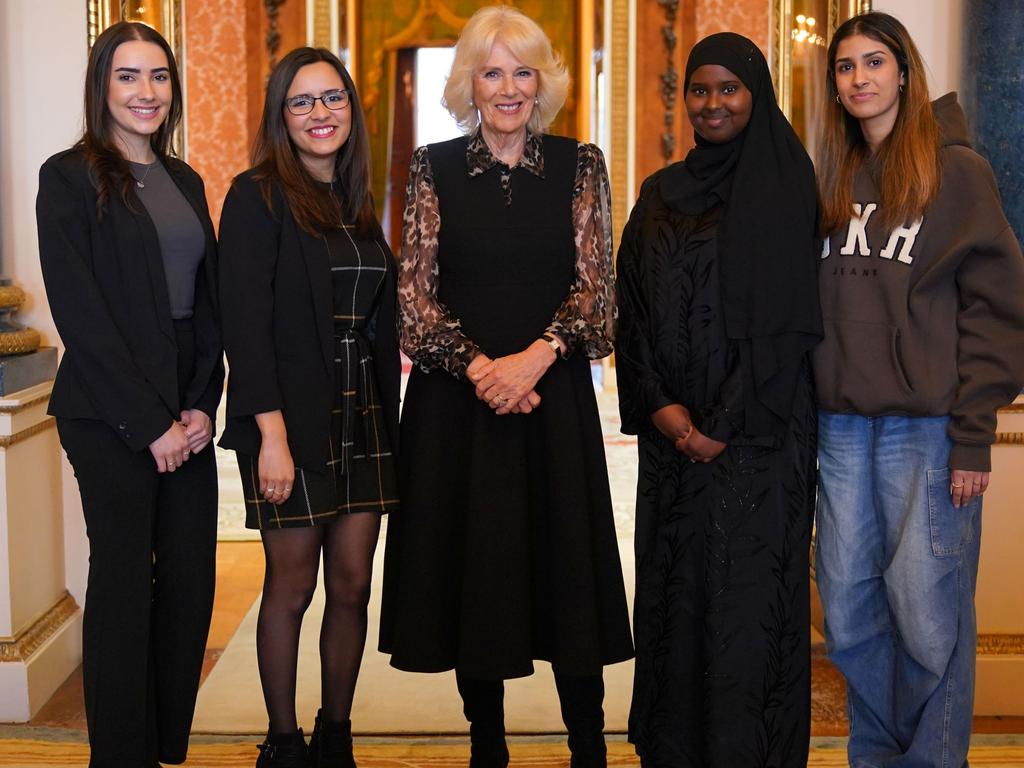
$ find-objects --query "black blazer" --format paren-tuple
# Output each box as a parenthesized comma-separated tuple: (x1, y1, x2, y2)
(36, 148, 224, 452)
(217, 170, 400, 471)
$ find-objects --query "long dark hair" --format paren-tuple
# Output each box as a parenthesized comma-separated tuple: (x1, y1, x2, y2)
(78, 22, 183, 219)
(818, 12, 940, 233)
(252, 47, 380, 238)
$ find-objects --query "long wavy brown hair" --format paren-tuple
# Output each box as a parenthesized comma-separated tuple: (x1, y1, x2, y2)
(817, 12, 940, 234)
(78, 21, 182, 219)
(251, 47, 380, 239)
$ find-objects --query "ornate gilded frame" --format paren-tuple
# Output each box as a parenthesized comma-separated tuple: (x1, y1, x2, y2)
(86, 0, 183, 64)
(772, 0, 871, 118)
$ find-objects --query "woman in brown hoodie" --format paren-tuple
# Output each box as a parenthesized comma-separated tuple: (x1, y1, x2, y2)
(814, 12, 1024, 768)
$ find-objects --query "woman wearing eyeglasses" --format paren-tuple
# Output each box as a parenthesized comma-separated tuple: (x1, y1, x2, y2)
(219, 47, 400, 768)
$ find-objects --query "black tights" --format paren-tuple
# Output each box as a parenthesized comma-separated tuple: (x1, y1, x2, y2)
(257, 513, 381, 734)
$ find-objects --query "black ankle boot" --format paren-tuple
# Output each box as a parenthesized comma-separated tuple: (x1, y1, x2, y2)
(256, 729, 309, 768)
(456, 672, 510, 768)
(554, 671, 607, 768)
(309, 709, 356, 768)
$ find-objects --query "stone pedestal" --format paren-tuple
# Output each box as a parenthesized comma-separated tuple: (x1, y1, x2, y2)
(0, 380, 81, 721)
(974, 397, 1024, 715)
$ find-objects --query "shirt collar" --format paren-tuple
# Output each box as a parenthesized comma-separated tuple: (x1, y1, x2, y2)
(466, 129, 545, 179)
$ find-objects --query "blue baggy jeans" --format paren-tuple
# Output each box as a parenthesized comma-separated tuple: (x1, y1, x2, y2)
(816, 413, 982, 768)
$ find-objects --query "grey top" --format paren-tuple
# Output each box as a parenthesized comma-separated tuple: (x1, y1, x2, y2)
(130, 160, 205, 319)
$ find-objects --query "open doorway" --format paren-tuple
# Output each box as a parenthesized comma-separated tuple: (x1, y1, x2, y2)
(384, 46, 463, 249)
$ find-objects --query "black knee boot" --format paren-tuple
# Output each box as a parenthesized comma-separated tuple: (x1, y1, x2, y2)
(554, 670, 607, 768)
(456, 671, 510, 768)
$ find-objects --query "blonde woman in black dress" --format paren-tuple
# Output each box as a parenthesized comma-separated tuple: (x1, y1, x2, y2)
(380, 7, 632, 767)
(219, 48, 399, 768)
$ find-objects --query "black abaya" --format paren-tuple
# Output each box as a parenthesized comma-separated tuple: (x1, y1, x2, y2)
(616, 173, 816, 768)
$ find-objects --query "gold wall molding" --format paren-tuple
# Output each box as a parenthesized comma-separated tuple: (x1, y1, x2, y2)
(978, 634, 1024, 655)
(0, 418, 56, 448)
(265, 0, 288, 70)
(657, 0, 680, 165)
(609, 0, 631, 254)
(998, 402, 1024, 414)
(575, 0, 595, 142)
(309, 0, 333, 49)
(86, 0, 184, 74)
(995, 432, 1024, 446)
(0, 593, 80, 663)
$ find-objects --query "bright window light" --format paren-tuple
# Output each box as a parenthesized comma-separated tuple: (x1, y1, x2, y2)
(416, 47, 463, 146)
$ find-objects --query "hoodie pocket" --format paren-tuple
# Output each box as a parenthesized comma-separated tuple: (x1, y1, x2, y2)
(814, 319, 915, 412)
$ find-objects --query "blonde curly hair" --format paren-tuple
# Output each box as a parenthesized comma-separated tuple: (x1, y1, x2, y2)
(442, 5, 570, 134)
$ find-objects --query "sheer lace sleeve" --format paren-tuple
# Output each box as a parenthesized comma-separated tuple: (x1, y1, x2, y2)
(546, 142, 616, 359)
(398, 146, 482, 377)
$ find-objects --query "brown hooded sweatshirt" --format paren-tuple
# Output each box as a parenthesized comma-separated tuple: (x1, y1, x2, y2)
(814, 92, 1024, 471)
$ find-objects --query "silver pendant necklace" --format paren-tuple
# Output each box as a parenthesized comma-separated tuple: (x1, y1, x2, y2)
(133, 163, 155, 189)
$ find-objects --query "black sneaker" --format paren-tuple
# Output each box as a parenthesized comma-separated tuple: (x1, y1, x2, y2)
(308, 709, 356, 768)
(256, 729, 310, 768)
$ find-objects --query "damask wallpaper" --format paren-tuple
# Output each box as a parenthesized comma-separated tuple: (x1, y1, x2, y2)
(696, 0, 771, 55)
(184, 0, 249, 227)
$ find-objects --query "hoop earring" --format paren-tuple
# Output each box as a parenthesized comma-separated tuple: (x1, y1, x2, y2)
(835, 94, 841, 104)
(899, 84, 905, 94)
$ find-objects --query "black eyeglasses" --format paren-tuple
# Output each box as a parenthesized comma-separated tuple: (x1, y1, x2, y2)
(285, 89, 351, 116)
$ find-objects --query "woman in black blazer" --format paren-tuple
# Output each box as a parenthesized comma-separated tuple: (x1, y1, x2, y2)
(218, 47, 399, 768)
(35, 22, 222, 768)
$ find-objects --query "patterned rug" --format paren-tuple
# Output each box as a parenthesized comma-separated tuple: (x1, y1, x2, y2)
(3, 738, 1024, 767)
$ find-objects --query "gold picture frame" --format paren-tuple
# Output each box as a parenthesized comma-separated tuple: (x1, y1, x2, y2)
(772, 0, 871, 125)
(87, 0, 183, 62)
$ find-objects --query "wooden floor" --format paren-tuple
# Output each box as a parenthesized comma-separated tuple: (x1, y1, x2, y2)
(23, 541, 1024, 738)
(27, 542, 266, 732)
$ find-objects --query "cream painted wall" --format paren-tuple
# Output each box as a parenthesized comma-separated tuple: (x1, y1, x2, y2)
(0, 0, 89, 608)
(872, 0, 966, 96)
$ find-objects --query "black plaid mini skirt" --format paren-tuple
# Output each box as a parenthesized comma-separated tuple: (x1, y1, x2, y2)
(239, 327, 399, 530)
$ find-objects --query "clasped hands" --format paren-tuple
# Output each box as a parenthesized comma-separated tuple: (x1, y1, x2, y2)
(147, 409, 214, 473)
(467, 339, 558, 415)
(651, 403, 726, 463)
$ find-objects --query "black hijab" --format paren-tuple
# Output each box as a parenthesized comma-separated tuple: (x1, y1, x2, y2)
(663, 32, 822, 435)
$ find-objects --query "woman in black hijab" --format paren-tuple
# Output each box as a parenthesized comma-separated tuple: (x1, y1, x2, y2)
(615, 32, 821, 767)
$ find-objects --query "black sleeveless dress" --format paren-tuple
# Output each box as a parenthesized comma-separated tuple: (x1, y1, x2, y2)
(379, 134, 633, 680)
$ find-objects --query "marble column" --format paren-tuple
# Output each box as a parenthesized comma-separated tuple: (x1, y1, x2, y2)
(961, 0, 1024, 239)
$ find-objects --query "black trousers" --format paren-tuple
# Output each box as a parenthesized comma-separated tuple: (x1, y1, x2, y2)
(58, 334, 218, 767)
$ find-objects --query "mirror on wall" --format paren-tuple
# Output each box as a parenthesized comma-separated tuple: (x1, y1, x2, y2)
(773, 0, 872, 156)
